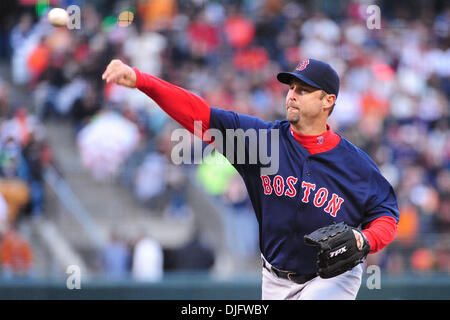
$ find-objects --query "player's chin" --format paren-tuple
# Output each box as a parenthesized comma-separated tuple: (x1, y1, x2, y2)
(286, 111, 300, 125)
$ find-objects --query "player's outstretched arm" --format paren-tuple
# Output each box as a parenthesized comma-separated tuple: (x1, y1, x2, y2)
(101, 59, 211, 138)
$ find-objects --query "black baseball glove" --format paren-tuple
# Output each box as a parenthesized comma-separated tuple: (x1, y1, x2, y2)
(304, 222, 370, 279)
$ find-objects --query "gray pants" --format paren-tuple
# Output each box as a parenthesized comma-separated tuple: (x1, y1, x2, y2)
(261, 256, 364, 300)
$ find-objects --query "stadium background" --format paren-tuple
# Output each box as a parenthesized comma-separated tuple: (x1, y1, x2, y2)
(0, 0, 448, 299)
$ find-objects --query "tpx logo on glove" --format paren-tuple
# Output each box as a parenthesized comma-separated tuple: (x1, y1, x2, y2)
(330, 246, 347, 258)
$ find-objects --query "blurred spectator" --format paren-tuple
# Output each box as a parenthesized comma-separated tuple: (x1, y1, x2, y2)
(134, 151, 167, 205)
(163, 163, 192, 221)
(386, 252, 406, 274)
(0, 106, 49, 219)
(222, 174, 259, 259)
(0, 179, 29, 223)
(77, 110, 140, 181)
(70, 83, 102, 132)
(22, 134, 46, 217)
(131, 234, 163, 282)
(101, 231, 131, 278)
(123, 27, 167, 77)
(395, 204, 419, 247)
(0, 193, 8, 234)
(10, 13, 35, 85)
(187, 11, 220, 61)
(27, 37, 50, 86)
(410, 248, 435, 273)
(0, 225, 33, 278)
(137, 0, 177, 31)
(196, 151, 237, 196)
(223, 11, 255, 49)
(434, 241, 450, 273)
(164, 230, 215, 271)
(0, 137, 27, 180)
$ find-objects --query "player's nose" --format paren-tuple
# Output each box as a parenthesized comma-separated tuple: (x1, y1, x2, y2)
(286, 89, 297, 102)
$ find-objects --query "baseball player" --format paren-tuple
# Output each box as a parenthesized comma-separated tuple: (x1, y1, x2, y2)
(102, 58, 399, 300)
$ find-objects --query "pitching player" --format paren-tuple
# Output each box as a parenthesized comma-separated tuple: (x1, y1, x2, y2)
(102, 58, 399, 300)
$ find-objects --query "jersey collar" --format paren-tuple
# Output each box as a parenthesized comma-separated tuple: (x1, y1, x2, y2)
(289, 124, 341, 155)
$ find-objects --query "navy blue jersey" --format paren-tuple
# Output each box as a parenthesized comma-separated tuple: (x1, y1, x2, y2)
(209, 107, 399, 274)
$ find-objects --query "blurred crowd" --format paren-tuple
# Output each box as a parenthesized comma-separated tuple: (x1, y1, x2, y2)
(0, 0, 448, 277)
(0, 59, 51, 278)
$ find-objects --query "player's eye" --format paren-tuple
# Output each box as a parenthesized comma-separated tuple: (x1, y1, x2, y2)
(289, 84, 312, 95)
(297, 88, 310, 95)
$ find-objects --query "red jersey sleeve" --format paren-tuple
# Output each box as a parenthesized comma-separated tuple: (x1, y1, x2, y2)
(362, 216, 398, 254)
(133, 67, 211, 139)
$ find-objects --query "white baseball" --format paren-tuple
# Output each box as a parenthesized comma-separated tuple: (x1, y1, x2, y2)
(47, 8, 69, 27)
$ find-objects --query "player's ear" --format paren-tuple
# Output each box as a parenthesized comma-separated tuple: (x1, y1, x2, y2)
(321, 92, 336, 113)
(326, 94, 336, 107)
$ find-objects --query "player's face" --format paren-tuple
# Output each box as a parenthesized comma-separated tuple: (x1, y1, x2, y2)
(285, 80, 325, 124)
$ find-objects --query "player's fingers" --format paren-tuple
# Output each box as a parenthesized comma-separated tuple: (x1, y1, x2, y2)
(105, 70, 122, 83)
(117, 74, 134, 88)
(352, 230, 362, 250)
(102, 59, 123, 80)
(107, 70, 133, 87)
(103, 71, 112, 82)
(101, 69, 109, 80)
(102, 65, 115, 81)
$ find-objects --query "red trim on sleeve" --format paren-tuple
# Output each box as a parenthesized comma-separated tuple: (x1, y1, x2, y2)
(362, 216, 398, 254)
(133, 67, 211, 139)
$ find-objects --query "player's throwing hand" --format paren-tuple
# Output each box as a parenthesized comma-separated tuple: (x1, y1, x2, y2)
(102, 59, 136, 88)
